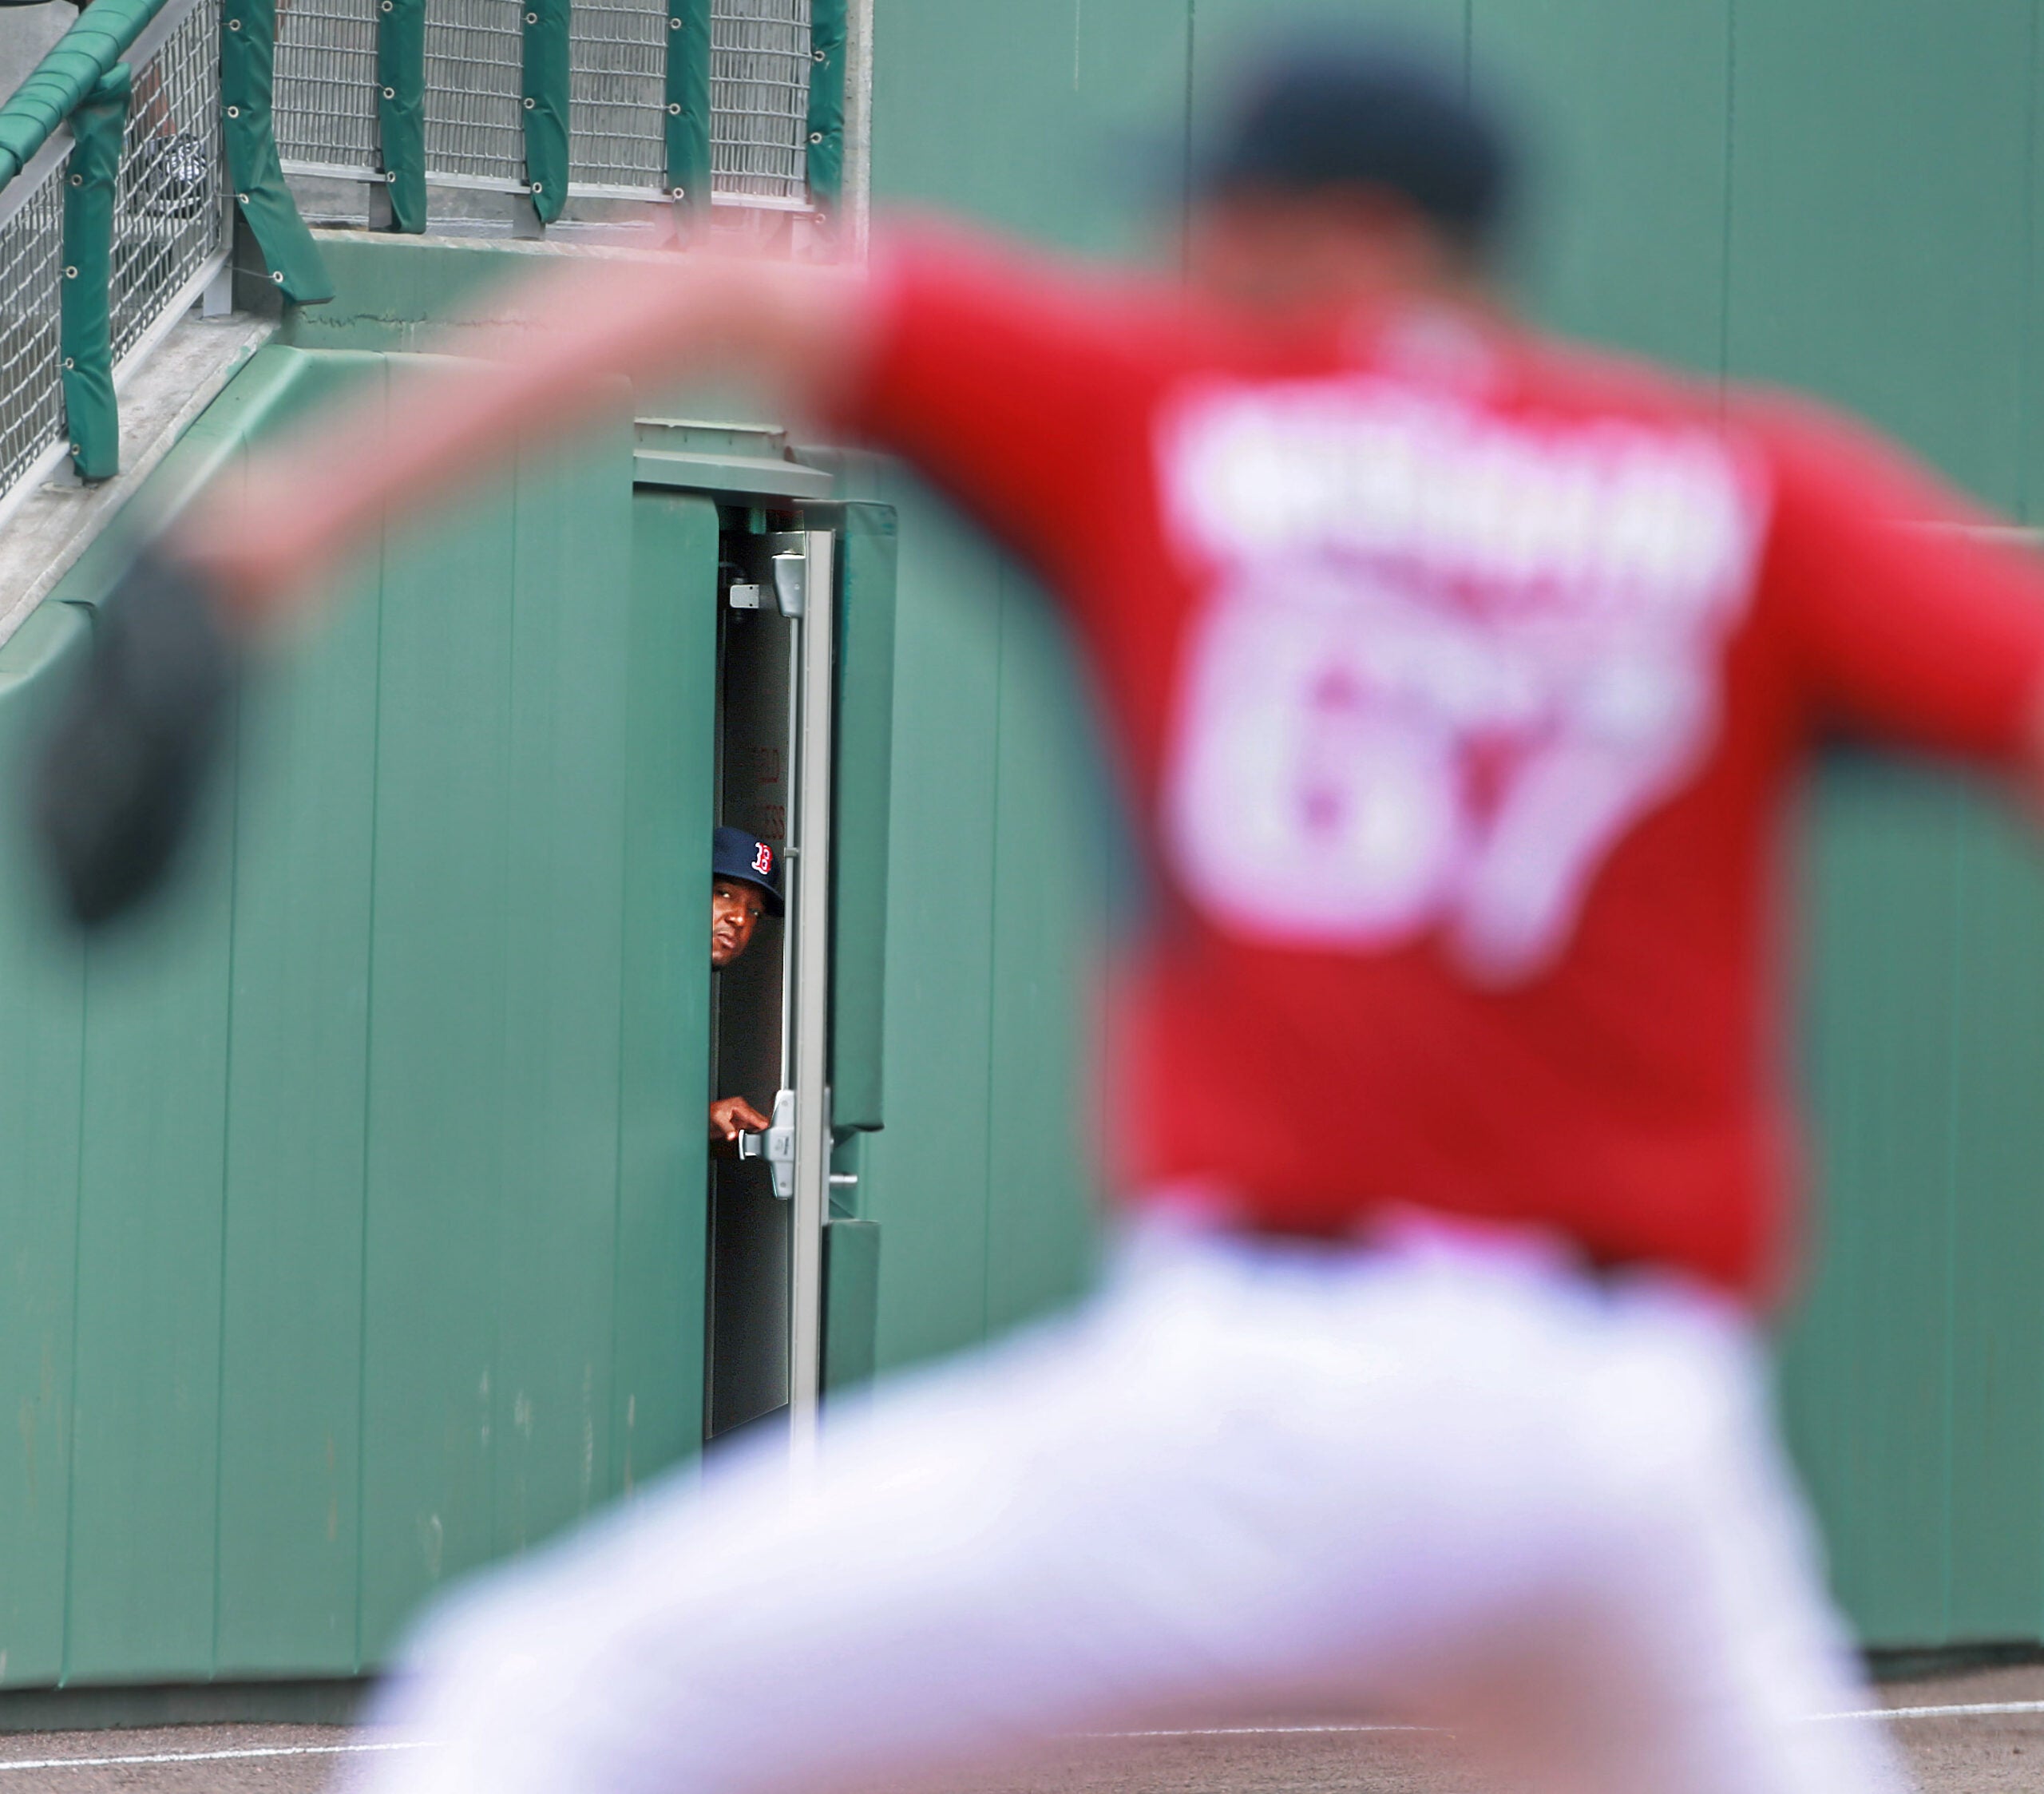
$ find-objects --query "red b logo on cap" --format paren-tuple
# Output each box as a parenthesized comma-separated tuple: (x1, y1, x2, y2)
(753, 842, 773, 877)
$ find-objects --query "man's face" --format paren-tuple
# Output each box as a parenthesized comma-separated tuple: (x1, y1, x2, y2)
(711, 878, 766, 969)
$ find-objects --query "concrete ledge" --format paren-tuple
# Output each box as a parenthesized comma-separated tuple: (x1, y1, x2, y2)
(0, 309, 274, 648)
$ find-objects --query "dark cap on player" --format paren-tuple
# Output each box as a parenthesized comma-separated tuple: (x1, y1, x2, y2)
(1193, 37, 1515, 252)
(712, 825, 784, 917)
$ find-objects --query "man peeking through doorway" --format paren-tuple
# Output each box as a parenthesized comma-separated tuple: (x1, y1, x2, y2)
(708, 823, 783, 1147)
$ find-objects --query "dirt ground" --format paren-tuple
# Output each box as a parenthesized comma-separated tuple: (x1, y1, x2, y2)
(0, 1664, 2036, 1793)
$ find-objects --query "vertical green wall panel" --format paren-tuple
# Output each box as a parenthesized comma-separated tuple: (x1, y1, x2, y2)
(1722, 0, 2034, 506)
(982, 578, 1103, 1337)
(65, 742, 237, 1680)
(491, 422, 634, 1559)
(213, 354, 387, 1676)
(1782, 764, 1965, 1645)
(1471, 0, 1733, 374)
(1783, 763, 2044, 1649)
(612, 491, 719, 1498)
(860, 489, 1003, 1368)
(1941, 809, 2044, 1641)
(0, 604, 88, 1688)
(335, 390, 681, 1662)
(870, 0, 1191, 255)
(822, 1219, 882, 1394)
(2027, 10, 2044, 531)
(2026, 9, 2044, 529)
(830, 505, 897, 1135)
(355, 475, 519, 1651)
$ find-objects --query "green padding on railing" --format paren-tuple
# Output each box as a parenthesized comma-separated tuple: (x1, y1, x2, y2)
(521, 0, 568, 225)
(663, 0, 709, 225)
(0, 0, 156, 188)
(806, 0, 845, 215)
(220, 0, 333, 302)
(57, 64, 128, 481)
(377, 0, 426, 232)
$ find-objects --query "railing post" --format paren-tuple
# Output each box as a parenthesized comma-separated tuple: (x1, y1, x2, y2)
(220, 0, 334, 300)
(663, 0, 708, 235)
(806, 0, 845, 218)
(58, 61, 128, 481)
(521, 0, 569, 226)
(376, 0, 425, 232)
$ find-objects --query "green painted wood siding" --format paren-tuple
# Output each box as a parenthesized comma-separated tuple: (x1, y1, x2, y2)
(0, 346, 717, 1683)
(2, 0, 2042, 1681)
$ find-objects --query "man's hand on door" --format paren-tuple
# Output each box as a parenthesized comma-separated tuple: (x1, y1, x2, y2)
(710, 1096, 773, 1152)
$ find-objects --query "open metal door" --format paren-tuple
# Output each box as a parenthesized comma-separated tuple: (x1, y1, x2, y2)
(709, 525, 834, 1449)
(783, 528, 835, 1451)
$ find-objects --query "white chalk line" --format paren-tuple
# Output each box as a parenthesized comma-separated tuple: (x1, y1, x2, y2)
(4, 1701, 2043, 1773)
(1823, 1699, 2044, 1722)
(0, 1739, 430, 1773)
(1079, 1723, 1438, 1739)
(1084, 1700, 2044, 1741)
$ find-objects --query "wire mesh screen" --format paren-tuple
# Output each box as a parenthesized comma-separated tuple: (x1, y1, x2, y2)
(0, 169, 66, 501)
(112, 0, 231, 366)
(424, 0, 525, 186)
(710, 0, 809, 202)
(568, 0, 664, 193)
(275, 0, 380, 175)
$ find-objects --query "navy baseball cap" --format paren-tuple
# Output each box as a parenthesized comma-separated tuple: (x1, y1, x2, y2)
(1193, 36, 1515, 252)
(712, 826, 783, 917)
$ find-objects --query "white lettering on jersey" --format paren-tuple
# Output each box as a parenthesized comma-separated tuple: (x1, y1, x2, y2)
(1156, 374, 1765, 983)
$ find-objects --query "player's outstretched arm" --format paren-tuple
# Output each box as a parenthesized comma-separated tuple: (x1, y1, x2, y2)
(184, 249, 875, 622)
(30, 250, 873, 929)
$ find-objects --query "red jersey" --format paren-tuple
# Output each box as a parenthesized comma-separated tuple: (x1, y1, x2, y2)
(840, 231, 2044, 1299)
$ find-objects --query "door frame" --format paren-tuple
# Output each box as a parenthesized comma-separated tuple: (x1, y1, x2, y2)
(786, 525, 836, 1455)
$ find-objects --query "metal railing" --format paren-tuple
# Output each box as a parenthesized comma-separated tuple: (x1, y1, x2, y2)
(0, 156, 66, 501)
(273, 0, 379, 177)
(111, 0, 228, 362)
(273, 0, 843, 221)
(567, 0, 664, 196)
(0, 0, 328, 523)
(708, 0, 807, 204)
(0, 0, 845, 524)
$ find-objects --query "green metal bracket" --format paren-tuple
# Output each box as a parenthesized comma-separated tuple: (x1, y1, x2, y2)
(375, 0, 425, 232)
(521, 0, 569, 225)
(58, 63, 129, 481)
(220, 0, 334, 302)
(805, 0, 846, 216)
(663, 0, 709, 228)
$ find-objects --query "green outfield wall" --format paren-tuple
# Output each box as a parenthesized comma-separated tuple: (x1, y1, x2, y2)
(0, 343, 717, 1684)
(3, 0, 2044, 1691)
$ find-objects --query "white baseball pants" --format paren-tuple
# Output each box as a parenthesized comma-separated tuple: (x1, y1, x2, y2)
(351, 1218, 1910, 1794)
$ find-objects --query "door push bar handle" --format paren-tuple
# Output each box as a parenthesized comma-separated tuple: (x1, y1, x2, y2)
(770, 552, 806, 619)
(737, 1088, 798, 1200)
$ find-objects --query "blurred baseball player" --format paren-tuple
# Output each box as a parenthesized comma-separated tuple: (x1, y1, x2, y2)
(37, 30, 2044, 1794)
